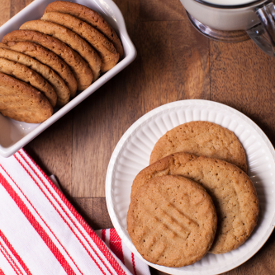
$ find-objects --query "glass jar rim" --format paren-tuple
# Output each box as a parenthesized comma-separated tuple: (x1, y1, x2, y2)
(193, 0, 268, 9)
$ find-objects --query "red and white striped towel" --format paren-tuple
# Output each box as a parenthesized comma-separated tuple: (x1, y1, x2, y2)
(0, 149, 150, 275)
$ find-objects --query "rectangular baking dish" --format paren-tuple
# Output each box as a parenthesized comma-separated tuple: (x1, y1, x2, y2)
(0, 0, 136, 157)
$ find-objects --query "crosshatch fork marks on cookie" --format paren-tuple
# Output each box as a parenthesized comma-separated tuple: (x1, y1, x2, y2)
(142, 194, 200, 238)
(133, 197, 201, 261)
(127, 175, 217, 267)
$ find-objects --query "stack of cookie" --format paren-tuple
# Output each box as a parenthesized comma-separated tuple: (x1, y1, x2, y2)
(0, 1, 123, 123)
(127, 121, 259, 267)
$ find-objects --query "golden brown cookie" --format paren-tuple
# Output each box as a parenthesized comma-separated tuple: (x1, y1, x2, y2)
(20, 20, 101, 80)
(0, 44, 70, 106)
(3, 41, 77, 98)
(132, 152, 259, 254)
(0, 72, 53, 123)
(2, 30, 93, 91)
(44, 1, 124, 58)
(41, 12, 119, 72)
(0, 57, 57, 107)
(150, 121, 247, 172)
(128, 175, 217, 267)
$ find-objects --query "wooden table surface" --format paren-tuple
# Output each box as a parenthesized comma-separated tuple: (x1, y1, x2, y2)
(1, 0, 275, 274)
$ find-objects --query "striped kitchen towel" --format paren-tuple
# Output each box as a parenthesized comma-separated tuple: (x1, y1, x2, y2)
(0, 149, 150, 275)
(96, 229, 150, 275)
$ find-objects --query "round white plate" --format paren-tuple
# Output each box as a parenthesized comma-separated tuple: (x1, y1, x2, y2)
(105, 99, 275, 275)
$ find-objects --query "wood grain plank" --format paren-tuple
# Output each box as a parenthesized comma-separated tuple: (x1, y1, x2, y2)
(135, 20, 210, 108)
(10, 0, 33, 17)
(0, 0, 10, 26)
(25, 113, 73, 196)
(117, 0, 210, 105)
(139, 0, 186, 21)
(115, 0, 185, 23)
(210, 39, 275, 145)
(70, 197, 113, 230)
(0, 0, 33, 27)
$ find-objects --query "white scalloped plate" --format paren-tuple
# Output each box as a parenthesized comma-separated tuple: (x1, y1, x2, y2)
(106, 99, 275, 275)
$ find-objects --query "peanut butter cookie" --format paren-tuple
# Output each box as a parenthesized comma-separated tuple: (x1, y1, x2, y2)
(41, 12, 119, 72)
(128, 175, 217, 267)
(0, 72, 53, 123)
(45, 1, 124, 58)
(132, 152, 259, 254)
(3, 41, 77, 98)
(20, 20, 101, 80)
(150, 121, 247, 172)
(0, 44, 70, 106)
(3, 30, 93, 91)
(0, 57, 57, 107)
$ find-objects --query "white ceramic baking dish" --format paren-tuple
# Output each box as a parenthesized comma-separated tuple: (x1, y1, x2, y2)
(0, 0, 136, 157)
